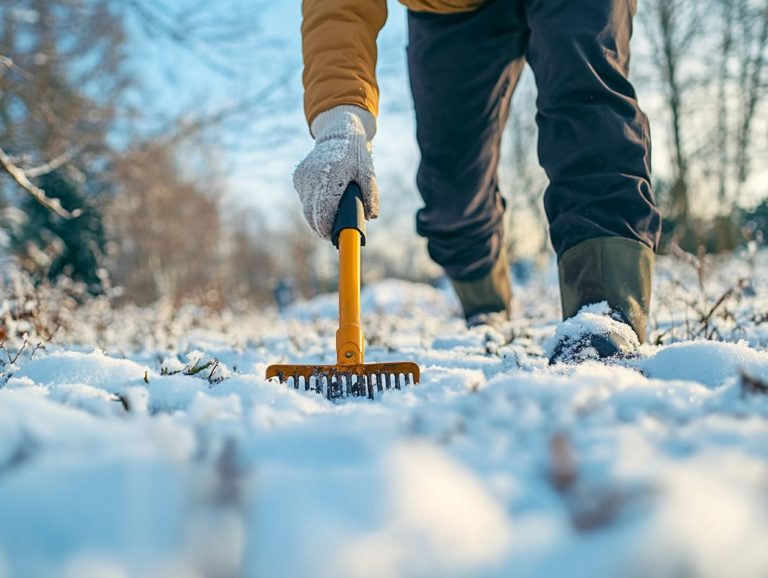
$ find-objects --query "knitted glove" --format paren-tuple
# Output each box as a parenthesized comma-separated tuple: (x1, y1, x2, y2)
(293, 105, 379, 240)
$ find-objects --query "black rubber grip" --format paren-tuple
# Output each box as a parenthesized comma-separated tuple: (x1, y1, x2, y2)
(331, 182, 367, 248)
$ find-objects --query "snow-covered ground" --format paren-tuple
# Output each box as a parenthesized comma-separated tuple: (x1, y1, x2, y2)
(1, 250, 768, 578)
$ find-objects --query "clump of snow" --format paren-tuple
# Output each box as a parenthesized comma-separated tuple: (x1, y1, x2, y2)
(544, 301, 640, 359)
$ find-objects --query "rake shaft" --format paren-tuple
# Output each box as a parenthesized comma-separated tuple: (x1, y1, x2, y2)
(336, 228, 364, 366)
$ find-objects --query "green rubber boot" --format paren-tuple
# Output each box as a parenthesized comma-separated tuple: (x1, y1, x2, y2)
(450, 246, 512, 325)
(550, 237, 654, 363)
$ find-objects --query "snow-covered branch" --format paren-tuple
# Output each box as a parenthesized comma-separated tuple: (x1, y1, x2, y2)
(0, 147, 81, 219)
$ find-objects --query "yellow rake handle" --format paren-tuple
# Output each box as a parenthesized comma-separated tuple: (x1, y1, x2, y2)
(331, 182, 367, 367)
(336, 228, 364, 366)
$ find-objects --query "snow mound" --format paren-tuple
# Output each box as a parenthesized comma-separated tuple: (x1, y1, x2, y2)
(634, 340, 768, 388)
(14, 350, 149, 394)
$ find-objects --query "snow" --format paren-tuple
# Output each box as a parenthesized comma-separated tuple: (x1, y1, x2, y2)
(634, 340, 768, 387)
(1, 252, 768, 577)
(544, 301, 640, 360)
(13, 350, 149, 393)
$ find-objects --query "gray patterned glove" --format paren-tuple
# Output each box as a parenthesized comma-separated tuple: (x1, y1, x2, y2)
(293, 105, 379, 240)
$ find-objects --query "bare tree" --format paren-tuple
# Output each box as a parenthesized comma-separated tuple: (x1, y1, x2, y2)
(636, 0, 768, 250)
(221, 210, 279, 305)
(715, 0, 735, 206)
(1, 0, 295, 303)
(732, 0, 768, 201)
(0, 0, 128, 200)
(640, 0, 704, 225)
(109, 141, 223, 304)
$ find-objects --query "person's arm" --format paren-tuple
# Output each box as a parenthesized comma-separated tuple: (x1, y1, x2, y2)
(302, 0, 388, 128)
(293, 0, 387, 240)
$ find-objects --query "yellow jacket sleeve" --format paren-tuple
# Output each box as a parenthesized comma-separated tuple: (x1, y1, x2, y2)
(302, 0, 388, 128)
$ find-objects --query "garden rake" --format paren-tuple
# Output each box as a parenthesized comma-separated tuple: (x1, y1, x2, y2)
(266, 182, 420, 400)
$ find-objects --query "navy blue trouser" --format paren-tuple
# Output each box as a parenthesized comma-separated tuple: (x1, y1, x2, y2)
(407, 0, 661, 281)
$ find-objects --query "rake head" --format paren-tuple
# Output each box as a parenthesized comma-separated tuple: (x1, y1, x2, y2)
(266, 362, 420, 400)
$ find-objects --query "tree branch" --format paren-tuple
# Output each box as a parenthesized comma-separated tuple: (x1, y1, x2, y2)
(24, 149, 77, 179)
(0, 147, 81, 219)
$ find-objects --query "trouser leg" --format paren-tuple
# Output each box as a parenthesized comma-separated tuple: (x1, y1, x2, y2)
(525, 0, 659, 339)
(525, 0, 661, 258)
(407, 0, 528, 281)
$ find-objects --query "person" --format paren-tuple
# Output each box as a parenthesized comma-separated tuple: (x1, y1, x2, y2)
(292, 0, 661, 363)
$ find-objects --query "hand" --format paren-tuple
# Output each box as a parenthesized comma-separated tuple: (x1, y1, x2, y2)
(293, 105, 379, 240)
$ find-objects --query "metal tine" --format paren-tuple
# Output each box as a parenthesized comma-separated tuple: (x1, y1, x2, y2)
(374, 373, 383, 393)
(305, 375, 312, 392)
(394, 373, 401, 390)
(293, 374, 300, 389)
(384, 373, 392, 390)
(329, 374, 342, 400)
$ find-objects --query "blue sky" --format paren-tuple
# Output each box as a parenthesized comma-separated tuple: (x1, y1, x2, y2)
(126, 1, 422, 228)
